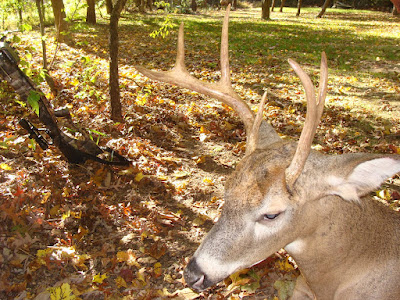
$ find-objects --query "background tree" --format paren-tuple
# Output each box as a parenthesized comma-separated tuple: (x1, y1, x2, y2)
(316, 0, 332, 17)
(50, 0, 68, 41)
(191, 0, 197, 12)
(271, 0, 332, 18)
(86, 0, 96, 24)
(109, 0, 128, 121)
(262, 0, 272, 19)
(16, 0, 24, 28)
(105, 0, 112, 13)
(35, 0, 57, 94)
(391, 0, 400, 13)
(1, 0, 25, 30)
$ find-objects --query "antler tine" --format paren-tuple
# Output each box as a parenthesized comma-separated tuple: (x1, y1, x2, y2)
(174, 22, 186, 71)
(317, 52, 328, 125)
(220, 4, 231, 87)
(135, 5, 255, 135)
(246, 91, 268, 155)
(285, 53, 328, 190)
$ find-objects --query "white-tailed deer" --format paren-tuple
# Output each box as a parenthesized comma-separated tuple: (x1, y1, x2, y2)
(136, 6, 400, 299)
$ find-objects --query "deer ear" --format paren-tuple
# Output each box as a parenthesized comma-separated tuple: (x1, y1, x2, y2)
(327, 157, 400, 202)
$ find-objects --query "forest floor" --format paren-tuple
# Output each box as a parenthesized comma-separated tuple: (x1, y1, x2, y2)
(0, 6, 399, 300)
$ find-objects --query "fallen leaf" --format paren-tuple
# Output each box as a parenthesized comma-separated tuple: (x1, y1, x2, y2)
(92, 273, 107, 284)
(135, 172, 144, 182)
(115, 276, 127, 288)
(153, 262, 162, 277)
(273, 279, 296, 300)
(0, 163, 12, 170)
(176, 288, 200, 300)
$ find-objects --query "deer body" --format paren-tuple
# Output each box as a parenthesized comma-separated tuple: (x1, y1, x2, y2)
(186, 142, 400, 298)
(136, 6, 400, 298)
(287, 183, 400, 299)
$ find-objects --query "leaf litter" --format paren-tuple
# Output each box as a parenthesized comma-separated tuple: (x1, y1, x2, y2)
(0, 7, 399, 300)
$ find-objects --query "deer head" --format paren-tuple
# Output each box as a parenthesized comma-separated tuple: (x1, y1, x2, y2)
(136, 5, 400, 296)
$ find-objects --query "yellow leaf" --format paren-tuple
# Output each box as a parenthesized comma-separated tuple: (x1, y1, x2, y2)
(115, 276, 127, 288)
(118, 166, 138, 175)
(0, 163, 12, 170)
(74, 253, 89, 270)
(73, 226, 89, 242)
(135, 95, 147, 106)
(174, 171, 190, 178)
(117, 250, 140, 267)
(203, 178, 214, 185)
(224, 121, 234, 131)
(71, 211, 82, 219)
(137, 268, 146, 283)
(154, 262, 162, 277)
(192, 214, 209, 227)
(275, 257, 295, 272)
(70, 78, 80, 86)
(195, 156, 206, 164)
(376, 189, 391, 200)
(135, 172, 144, 182)
(117, 251, 129, 262)
(48, 283, 76, 300)
(176, 288, 200, 300)
(49, 205, 60, 217)
(227, 269, 252, 290)
(200, 126, 210, 134)
(92, 273, 107, 284)
(62, 186, 70, 197)
(164, 274, 174, 283)
(157, 288, 177, 297)
(41, 192, 51, 204)
(62, 210, 71, 220)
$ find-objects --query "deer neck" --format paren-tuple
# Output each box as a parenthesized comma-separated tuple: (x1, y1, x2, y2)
(285, 196, 400, 297)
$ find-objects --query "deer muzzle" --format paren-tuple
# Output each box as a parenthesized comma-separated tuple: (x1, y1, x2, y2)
(184, 258, 217, 291)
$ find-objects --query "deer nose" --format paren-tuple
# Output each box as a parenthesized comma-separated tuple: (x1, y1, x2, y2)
(184, 258, 207, 291)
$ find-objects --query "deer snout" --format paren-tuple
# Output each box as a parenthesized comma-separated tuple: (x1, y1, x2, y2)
(184, 258, 210, 291)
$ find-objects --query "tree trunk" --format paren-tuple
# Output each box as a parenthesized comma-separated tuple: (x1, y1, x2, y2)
(296, 0, 302, 16)
(41, 0, 46, 23)
(280, 0, 285, 12)
(86, 0, 96, 24)
(147, 0, 154, 11)
(50, 0, 68, 41)
(271, 0, 275, 11)
(17, 0, 23, 28)
(109, 0, 127, 122)
(106, 0, 113, 13)
(232, 0, 237, 10)
(316, 0, 331, 18)
(35, 0, 57, 94)
(391, 0, 400, 13)
(139, 0, 146, 13)
(262, 0, 272, 19)
(191, 0, 197, 12)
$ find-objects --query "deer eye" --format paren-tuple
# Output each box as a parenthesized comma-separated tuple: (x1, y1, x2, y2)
(263, 213, 280, 220)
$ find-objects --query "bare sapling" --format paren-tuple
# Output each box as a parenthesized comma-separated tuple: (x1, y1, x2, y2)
(136, 5, 400, 299)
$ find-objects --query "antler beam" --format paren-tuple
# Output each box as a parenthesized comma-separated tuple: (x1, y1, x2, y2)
(285, 52, 328, 189)
(135, 5, 281, 147)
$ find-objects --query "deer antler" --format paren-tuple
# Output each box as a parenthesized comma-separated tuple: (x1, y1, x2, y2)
(285, 52, 328, 190)
(135, 5, 280, 148)
(246, 91, 269, 154)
